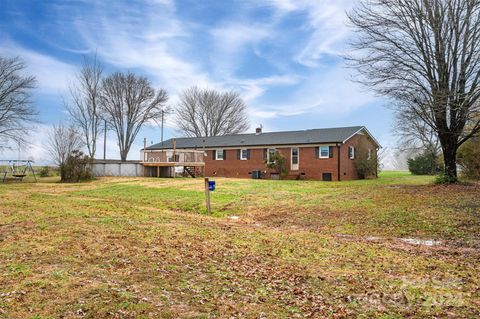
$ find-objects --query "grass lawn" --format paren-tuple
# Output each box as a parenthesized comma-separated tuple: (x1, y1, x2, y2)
(1, 171, 479, 318)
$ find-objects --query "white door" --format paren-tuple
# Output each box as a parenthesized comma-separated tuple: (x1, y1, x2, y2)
(291, 147, 299, 171)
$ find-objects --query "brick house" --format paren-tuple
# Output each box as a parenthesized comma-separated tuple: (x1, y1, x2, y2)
(142, 126, 380, 181)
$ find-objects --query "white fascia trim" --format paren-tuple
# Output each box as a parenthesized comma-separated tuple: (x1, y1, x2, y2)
(201, 143, 338, 151)
(342, 127, 382, 148)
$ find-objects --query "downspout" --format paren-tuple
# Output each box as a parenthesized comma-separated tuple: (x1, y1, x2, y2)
(337, 143, 341, 181)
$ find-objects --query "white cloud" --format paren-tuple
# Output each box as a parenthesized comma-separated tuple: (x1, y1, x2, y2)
(292, 67, 375, 114)
(0, 40, 76, 93)
(257, 0, 353, 67)
(211, 23, 272, 55)
(295, 1, 352, 67)
(264, 0, 298, 12)
(227, 74, 300, 102)
(248, 66, 378, 123)
(69, 2, 306, 125)
(71, 1, 216, 96)
(63, 0, 371, 127)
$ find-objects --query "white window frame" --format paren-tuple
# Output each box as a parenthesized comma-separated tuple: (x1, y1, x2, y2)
(367, 149, 372, 160)
(215, 149, 224, 161)
(319, 146, 330, 158)
(349, 146, 355, 160)
(240, 148, 248, 160)
(291, 147, 299, 170)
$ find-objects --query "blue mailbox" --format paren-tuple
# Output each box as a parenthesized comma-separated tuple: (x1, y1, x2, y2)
(208, 180, 216, 191)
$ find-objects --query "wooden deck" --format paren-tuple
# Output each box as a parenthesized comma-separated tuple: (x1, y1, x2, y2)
(141, 162, 205, 167)
(141, 149, 205, 177)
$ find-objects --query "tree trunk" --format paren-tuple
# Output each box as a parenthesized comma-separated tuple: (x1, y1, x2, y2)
(439, 134, 458, 183)
(60, 164, 66, 182)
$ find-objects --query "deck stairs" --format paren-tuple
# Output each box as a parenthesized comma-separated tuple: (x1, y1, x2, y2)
(183, 166, 202, 178)
(283, 172, 305, 180)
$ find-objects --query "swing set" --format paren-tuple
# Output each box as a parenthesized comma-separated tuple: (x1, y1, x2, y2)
(0, 160, 37, 182)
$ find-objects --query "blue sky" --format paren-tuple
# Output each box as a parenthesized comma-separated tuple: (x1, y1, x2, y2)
(0, 0, 397, 165)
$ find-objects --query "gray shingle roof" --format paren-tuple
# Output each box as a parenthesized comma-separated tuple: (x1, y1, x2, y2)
(145, 126, 376, 150)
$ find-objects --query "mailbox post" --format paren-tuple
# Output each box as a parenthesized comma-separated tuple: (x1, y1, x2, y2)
(204, 177, 215, 214)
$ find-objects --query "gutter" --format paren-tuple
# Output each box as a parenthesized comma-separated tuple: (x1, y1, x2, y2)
(146, 142, 342, 151)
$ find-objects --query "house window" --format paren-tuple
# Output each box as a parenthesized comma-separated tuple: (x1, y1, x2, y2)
(319, 146, 330, 158)
(348, 146, 355, 159)
(291, 147, 299, 164)
(267, 148, 276, 163)
(240, 148, 248, 160)
(367, 149, 372, 160)
(215, 149, 224, 160)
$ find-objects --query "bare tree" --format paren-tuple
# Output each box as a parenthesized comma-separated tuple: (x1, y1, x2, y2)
(395, 110, 440, 155)
(66, 55, 103, 158)
(175, 86, 249, 137)
(46, 124, 84, 166)
(348, 0, 480, 182)
(0, 56, 37, 149)
(100, 72, 168, 161)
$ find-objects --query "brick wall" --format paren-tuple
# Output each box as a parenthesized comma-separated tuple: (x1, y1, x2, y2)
(202, 133, 378, 181)
(340, 133, 378, 180)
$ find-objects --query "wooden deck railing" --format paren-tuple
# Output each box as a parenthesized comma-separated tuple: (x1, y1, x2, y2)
(142, 150, 205, 165)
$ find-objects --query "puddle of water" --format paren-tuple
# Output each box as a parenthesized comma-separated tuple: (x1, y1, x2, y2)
(334, 234, 444, 247)
(400, 238, 441, 246)
(336, 234, 355, 239)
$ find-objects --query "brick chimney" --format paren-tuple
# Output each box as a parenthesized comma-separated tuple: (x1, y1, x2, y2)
(255, 125, 262, 135)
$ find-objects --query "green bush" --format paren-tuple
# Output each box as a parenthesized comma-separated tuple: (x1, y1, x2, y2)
(354, 152, 378, 180)
(434, 173, 459, 184)
(38, 166, 51, 177)
(60, 150, 92, 182)
(407, 151, 442, 175)
(265, 151, 288, 177)
(355, 156, 378, 179)
(354, 139, 379, 179)
(457, 136, 480, 180)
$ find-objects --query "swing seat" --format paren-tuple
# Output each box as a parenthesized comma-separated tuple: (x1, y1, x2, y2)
(12, 174, 26, 182)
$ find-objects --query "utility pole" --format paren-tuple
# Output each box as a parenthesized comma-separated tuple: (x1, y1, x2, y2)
(161, 110, 164, 146)
(143, 138, 147, 162)
(103, 119, 107, 160)
(143, 137, 147, 177)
